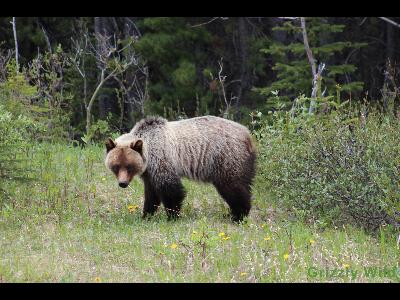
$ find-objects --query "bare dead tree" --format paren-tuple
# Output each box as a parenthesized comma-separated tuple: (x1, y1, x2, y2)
(277, 17, 299, 20)
(300, 18, 316, 77)
(218, 58, 229, 114)
(10, 17, 19, 73)
(111, 18, 149, 120)
(83, 31, 139, 137)
(111, 64, 149, 118)
(234, 17, 251, 121)
(216, 57, 237, 118)
(190, 17, 229, 28)
(70, 18, 149, 136)
(37, 19, 52, 54)
(276, 17, 326, 113)
(0, 47, 13, 82)
(70, 25, 90, 113)
(300, 17, 325, 114)
(379, 17, 400, 29)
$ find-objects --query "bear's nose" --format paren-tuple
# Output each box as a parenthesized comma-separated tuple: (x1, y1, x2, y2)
(119, 182, 128, 188)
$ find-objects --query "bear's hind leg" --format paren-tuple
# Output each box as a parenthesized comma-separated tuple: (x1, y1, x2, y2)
(159, 179, 186, 220)
(215, 182, 252, 223)
(142, 176, 161, 218)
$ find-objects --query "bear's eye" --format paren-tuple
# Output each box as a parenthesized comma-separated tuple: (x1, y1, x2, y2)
(111, 165, 120, 173)
(126, 165, 135, 173)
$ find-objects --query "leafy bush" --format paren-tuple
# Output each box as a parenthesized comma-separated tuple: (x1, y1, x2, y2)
(0, 60, 37, 116)
(27, 46, 73, 141)
(0, 57, 71, 142)
(255, 97, 400, 231)
(0, 105, 45, 201)
(81, 118, 112, 145)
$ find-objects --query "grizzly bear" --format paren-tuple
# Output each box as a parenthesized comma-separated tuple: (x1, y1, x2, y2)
(105, 115, 256, 222)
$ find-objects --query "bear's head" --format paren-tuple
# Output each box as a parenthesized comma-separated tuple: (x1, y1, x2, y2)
(104, 138, 146, 188)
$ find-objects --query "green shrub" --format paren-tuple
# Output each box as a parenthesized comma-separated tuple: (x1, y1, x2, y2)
(0, 105, 45, 201)
(81, 118, 112, 145)
(255, 98, 400, 231)
(0, 60, 37, 116)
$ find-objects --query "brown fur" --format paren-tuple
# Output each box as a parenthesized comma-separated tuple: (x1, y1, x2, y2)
(105, 115, 257, 222)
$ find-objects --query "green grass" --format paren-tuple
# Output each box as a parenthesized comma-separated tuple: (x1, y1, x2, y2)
(0, 143, 399, 282)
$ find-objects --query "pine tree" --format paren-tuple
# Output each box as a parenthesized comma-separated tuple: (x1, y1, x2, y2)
(134, 17, 214, 118)
(256, 17, 367, 107)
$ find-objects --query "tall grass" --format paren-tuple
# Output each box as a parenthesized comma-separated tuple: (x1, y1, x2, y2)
(0, 142, 399, 282)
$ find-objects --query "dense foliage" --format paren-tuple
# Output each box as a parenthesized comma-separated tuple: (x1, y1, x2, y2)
(256, 18, 366, 104)
(0, 106, 44, 200)
(254, 96, 400, 231)
(0, 17, 399, 140)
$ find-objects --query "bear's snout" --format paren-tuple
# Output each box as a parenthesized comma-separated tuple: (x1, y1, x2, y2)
(119, 182, 129, 188)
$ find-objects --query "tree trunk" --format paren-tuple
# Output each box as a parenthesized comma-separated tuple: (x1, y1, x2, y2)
(94, 17, 119, 122)
(86, 70, 105, 135)
(124, 17, 147, 122)
(123, 17, 137, 127)
(235, 17, 251, 121)
(386, 20, 394, 63)
(37, 18, 52, 54)
(300, 17, 320, 114)
(11, 17, 19, 73)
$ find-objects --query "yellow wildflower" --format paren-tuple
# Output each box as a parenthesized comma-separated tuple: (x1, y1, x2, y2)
(283, 253, 289, 261)
(170, 243, 178, 249)
(342, 263, 350, 269)
(240, 272, 248, 276)
(192, 231, 198, 235)
(101, 177, 106, 181)
(222, 236, 231, 241)
(309, 239, 316, 246)
(218, 232, 226, 237)
(94, 277, 101, 283)
(128, 204, 139, 213)
(264, 235, 271, 241)
(261, 224, 266, 228)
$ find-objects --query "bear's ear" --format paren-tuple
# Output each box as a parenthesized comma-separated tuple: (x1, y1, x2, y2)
(131, 139, 143, 155)
(105, 138, 116, 153)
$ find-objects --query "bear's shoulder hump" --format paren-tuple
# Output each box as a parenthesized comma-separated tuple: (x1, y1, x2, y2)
(133, 116, 167, 133)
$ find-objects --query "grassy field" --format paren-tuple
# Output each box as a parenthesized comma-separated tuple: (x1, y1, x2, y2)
(0, 143, 399, 283)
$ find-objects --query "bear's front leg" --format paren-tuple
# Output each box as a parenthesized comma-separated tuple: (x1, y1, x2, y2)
(142, 175, 161, 219)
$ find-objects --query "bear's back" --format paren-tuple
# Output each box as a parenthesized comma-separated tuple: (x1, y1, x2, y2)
(169, 116, 254, 181)
(131, 115, 255, 182)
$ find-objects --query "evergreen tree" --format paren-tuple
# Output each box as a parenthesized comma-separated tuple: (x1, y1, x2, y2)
(256, 17, 367, 108)
(134, 17, 214, 118)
